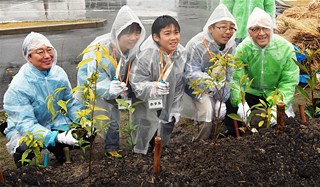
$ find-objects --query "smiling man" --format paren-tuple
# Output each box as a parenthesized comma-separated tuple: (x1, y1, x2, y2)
(3, 32, 82, 168)
(224, 7, 299, 137)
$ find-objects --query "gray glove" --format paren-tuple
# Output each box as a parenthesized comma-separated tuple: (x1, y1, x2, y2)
(57, 131, 78, 146)
(214, 101, 226, 120)
(109, 80, 128, 97)
(156, 82, 170, 95)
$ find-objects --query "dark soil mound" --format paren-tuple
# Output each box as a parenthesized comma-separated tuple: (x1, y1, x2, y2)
(2, 117, 320, 187)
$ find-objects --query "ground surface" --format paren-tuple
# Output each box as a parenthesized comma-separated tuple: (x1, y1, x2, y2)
(1, 114, 320, 186)
(0, 20, 98, 29)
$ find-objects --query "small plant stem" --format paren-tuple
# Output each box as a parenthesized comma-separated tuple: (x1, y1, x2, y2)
(233, 120, 240, 138)
(276, 102, 286, 135)
(153, 136, 162, 175)
(63, 147, 71, 163)
(0, 165, 4, 184)
(298, 104, 307, 123)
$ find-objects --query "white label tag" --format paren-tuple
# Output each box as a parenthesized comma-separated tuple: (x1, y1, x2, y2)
(118, 99, 132, 110)
(148, 99, 163, 109)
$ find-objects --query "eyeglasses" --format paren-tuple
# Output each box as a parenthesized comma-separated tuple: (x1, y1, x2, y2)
(249, 27, 270, 34)
(215, 26, 237, 33)
(33, 47, 54, 57)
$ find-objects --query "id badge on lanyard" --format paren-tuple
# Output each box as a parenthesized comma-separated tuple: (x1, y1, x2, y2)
(148, 97, 163, 110)
(147, 51, 172, 110)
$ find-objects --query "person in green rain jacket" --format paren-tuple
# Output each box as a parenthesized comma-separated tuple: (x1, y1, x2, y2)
(220, 0, 275, 44)
(224, 7, 299, 137)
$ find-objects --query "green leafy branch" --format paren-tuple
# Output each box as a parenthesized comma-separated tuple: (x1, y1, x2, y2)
(116, 99, 143, 152)
(294, 48, 320, 118)
(18, 130, 45, 167)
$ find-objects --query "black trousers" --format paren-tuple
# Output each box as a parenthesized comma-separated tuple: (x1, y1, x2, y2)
(224, 93, 268, 136)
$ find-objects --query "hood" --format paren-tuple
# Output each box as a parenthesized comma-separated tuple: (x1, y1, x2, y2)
(22, 32, 57, 69)
(247, 7, 274, 30)
(110, 5, 146, 59)
(203, 4, 237, 49)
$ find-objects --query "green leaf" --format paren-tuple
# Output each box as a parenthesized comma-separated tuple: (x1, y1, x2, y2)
(21, 149, 32, 165)
(244, 78, 254, 92)
(77, 58, 93, 69)
(77, 45, 95, 58)
(101, 45, 110, 55)
(131, 101, 143, 108)
(104, 55, 117, 69)
(94, 115, 109, 121)
(57, 99, 70, 113)
(116, 99, 129, 108)
(227, 113, 243, 122)
(240, 74, 248, 85)
(296, 86, 310, 101)
(258, 121, 264, 127)
(93, 105, 107, 112)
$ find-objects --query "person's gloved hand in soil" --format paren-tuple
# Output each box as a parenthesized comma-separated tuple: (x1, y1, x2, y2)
(214, 101, 226, 120)
(57, 130, 78, 146)
(237, 102, 251, 123)
(84, 122, 96, 141)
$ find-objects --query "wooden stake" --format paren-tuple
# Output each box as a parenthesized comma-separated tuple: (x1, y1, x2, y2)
(233, 120, 240, 138)
(298, 104, 307, 123)
(63, 147, 71, 164)
(153, 136, 162, 175)
(276, 102, 286, 135)
(0, 165, 4, 184)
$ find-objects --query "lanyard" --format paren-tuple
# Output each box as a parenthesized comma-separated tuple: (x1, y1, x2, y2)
(112, 46, 131, 85)
(158, 50, 173, 82)
(202, 35, 214, 59)
(202, 35, 230, 59)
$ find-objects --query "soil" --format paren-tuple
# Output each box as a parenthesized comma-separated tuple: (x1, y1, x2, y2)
(1, 114, 320, 187)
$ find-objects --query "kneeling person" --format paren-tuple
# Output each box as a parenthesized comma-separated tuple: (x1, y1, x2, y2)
(130, 15, 186, 154)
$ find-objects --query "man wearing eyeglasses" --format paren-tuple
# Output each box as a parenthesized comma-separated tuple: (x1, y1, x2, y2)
(183, 4, 237, 141)
(220, 0, 275, 45)
(3, 32, 82, 168)
(224, 7, 299, 136)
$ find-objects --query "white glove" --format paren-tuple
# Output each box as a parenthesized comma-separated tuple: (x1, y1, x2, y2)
(214, 101, 226, 120)
(109, 80, 128, 97)
(169, 113, 180, 125)
(85, 122, 95, 138)
(57, 131, 78, 146)
(270, 107, 277, 127)
(237, 102, 251, 123)
(156, 82, 170, 95)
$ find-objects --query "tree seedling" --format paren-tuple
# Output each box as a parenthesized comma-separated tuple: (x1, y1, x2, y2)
(294, 48, 320, 118)
(18, 131, 45, 167)
(116, 99, 142, 152)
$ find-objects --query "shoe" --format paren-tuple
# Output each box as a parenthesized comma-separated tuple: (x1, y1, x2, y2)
(106, 151, 122, 158)
(0, 122, 7, 136)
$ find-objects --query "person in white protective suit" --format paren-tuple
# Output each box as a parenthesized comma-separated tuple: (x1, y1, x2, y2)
(182, 4, 237, 141)
(129, 15, 186, 154)
(77, 5, 145, 158)
(3, 32, 82, 168)
(225, 7, 299, 136)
